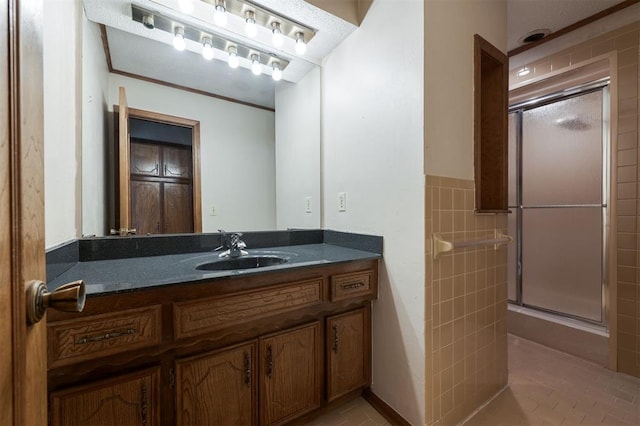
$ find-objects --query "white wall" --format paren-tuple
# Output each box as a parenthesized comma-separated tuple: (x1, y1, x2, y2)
(108, 74, 276, 232)
(424, 0, 507, 180)
(275, 67, 321, 230)
(321, 1, 425, 423)
(44, 0, 82, 248)
(82, 16, 109, 237)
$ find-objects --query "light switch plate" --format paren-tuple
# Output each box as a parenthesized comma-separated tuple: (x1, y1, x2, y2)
(338, 192, 347, 212)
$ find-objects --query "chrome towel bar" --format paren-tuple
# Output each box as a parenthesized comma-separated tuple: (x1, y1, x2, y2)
(432, 230, 513, 259)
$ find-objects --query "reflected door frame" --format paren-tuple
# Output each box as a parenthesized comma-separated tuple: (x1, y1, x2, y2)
(114, 90, 202, 234)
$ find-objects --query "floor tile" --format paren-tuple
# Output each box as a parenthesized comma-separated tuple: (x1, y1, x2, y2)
(304, 397, 390, 426)
(306, 335, 639, 426)
(464, 335, 640, 426)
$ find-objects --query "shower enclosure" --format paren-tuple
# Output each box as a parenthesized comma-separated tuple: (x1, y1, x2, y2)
(508, 80, 610, 325)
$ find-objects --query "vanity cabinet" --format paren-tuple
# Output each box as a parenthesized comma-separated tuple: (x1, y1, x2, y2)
(260, 323, 321, 425)
(47, 259, 378, 425)
(175, 342, 257, 426)
(175, 322, 321, 426)
(326, 308, 370, 402)
(50, 367, 160, 426)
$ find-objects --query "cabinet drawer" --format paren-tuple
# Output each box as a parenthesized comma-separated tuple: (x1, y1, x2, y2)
(174, 278, 324, 339)
(48, 306, 162, 368)
(330, 270, 374, 301)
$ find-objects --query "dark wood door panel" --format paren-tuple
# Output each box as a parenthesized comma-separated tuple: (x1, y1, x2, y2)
(164, 183, 193, 233)
(131, 181, 161, 235)
(130, 142, 160, 176)
(163, 145, 192, 179)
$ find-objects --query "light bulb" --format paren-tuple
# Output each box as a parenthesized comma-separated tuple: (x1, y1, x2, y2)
(271, 22, 283, 47)
(272, 62, 282, 81)
(214, 3, 227, 27)
(173, 27, 185, 51)
(295, 32, 306, 55)
(178, 0, 194, 14)
(201, 38, 214, 60)
(228, 47, 239, 69)
(251, 54, 262, 76)
(245, 11, 257, 37)
(517, 67, 531, 77)
(142, 14, 154, 29)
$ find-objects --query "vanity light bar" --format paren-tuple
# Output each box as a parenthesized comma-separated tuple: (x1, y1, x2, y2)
(132, 5, 290, 70)
(200, 0, 317, 44)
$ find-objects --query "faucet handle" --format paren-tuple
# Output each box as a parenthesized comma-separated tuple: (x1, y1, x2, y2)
(215, 229, 229, 251)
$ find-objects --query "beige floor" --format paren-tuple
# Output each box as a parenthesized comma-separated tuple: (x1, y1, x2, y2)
(308, 334, 639, 426)
(465, 335, 640, 426)
(303, 397, 391, 426)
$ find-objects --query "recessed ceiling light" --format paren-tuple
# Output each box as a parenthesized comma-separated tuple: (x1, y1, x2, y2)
(517, 28, 551, 46)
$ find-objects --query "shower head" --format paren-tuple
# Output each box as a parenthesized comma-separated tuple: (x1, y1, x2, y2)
(555, 116, 590, 131)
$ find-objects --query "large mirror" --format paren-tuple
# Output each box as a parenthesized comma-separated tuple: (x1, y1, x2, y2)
(44, 0, 357, 244)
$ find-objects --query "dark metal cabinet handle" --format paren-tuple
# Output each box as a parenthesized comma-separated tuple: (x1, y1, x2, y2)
(244, 352, 251, 387)
(332, 325, 339, 353)
(266, 344, 273, 378)
(342, 281, 365, 290)
(76, 328, 137, 345)
(140, 383, 148, 426)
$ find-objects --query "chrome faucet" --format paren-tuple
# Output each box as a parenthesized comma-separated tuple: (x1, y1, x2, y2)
(216, 229, 247, 258)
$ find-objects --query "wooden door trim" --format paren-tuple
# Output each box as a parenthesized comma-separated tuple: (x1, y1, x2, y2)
(2, 0, 48, 424)
(114, 104, 202, 233)
(1, 0, 13, 420)
(118, 87, 131, 231)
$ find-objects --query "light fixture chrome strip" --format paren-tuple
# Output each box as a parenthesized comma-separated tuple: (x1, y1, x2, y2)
(132, 4, 290, 69)
(509, 77, 610, 111)
(202, 0, 317, 42)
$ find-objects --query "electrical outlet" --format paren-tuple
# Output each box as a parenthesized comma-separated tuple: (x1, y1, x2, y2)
(210, 205, 217, 216)
(305, 196, 312, 213)
(338, 192, 347, 212)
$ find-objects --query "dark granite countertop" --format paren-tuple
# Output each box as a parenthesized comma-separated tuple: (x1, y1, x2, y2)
(47, 232, 382, 296)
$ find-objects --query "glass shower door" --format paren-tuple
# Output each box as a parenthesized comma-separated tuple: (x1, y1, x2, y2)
(520, 90, 605, 322)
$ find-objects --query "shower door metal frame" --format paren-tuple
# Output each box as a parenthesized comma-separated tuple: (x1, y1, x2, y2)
(508, 78, 610, 327)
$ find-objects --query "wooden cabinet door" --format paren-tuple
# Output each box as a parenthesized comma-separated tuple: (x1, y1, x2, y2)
(175, 342, 257, 426)
(164, 183, 193, 234)
(163, 145, 192, 178)
(327, 308, 370, 402)
(260, 322, 321, 426)
(130, 181, 161, 235)
(50, 367, 160, 426)
(130, 142, 160, 176)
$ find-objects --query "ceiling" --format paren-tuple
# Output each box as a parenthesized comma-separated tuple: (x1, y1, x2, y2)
(84, 0, 633, 109)
(507, 0, 629, 51)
